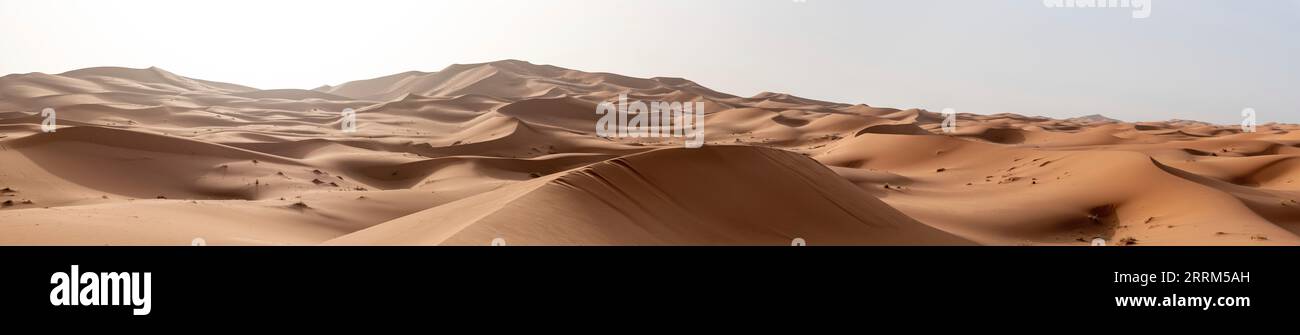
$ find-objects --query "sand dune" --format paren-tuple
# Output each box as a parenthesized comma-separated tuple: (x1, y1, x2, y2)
(328, 146, 971, 245)
(2, 59, 1298, 245)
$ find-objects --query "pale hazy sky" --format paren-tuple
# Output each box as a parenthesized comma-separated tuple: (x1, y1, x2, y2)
(1, 0, 1297, 123)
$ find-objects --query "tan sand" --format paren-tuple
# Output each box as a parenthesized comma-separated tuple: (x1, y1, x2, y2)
(1, 60, 1297, 245)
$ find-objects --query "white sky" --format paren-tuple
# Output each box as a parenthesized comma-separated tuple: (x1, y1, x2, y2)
(1, 0, 1297, 123)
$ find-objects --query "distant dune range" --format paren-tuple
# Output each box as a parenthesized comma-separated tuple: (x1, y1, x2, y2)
(1, 60, 1298, 245)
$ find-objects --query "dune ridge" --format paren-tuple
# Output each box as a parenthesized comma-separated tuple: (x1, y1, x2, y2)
(1, 60, 1297, 245)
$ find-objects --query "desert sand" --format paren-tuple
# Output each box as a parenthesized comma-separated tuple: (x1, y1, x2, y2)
(1, 60, 1297, 245)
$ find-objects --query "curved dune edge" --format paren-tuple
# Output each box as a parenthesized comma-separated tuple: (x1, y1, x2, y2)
(326, 146, 973, 246)
(3, 60, 1300, 246)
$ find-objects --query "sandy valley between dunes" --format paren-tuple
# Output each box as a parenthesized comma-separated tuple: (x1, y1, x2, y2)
(2, 60, 1298, 246)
